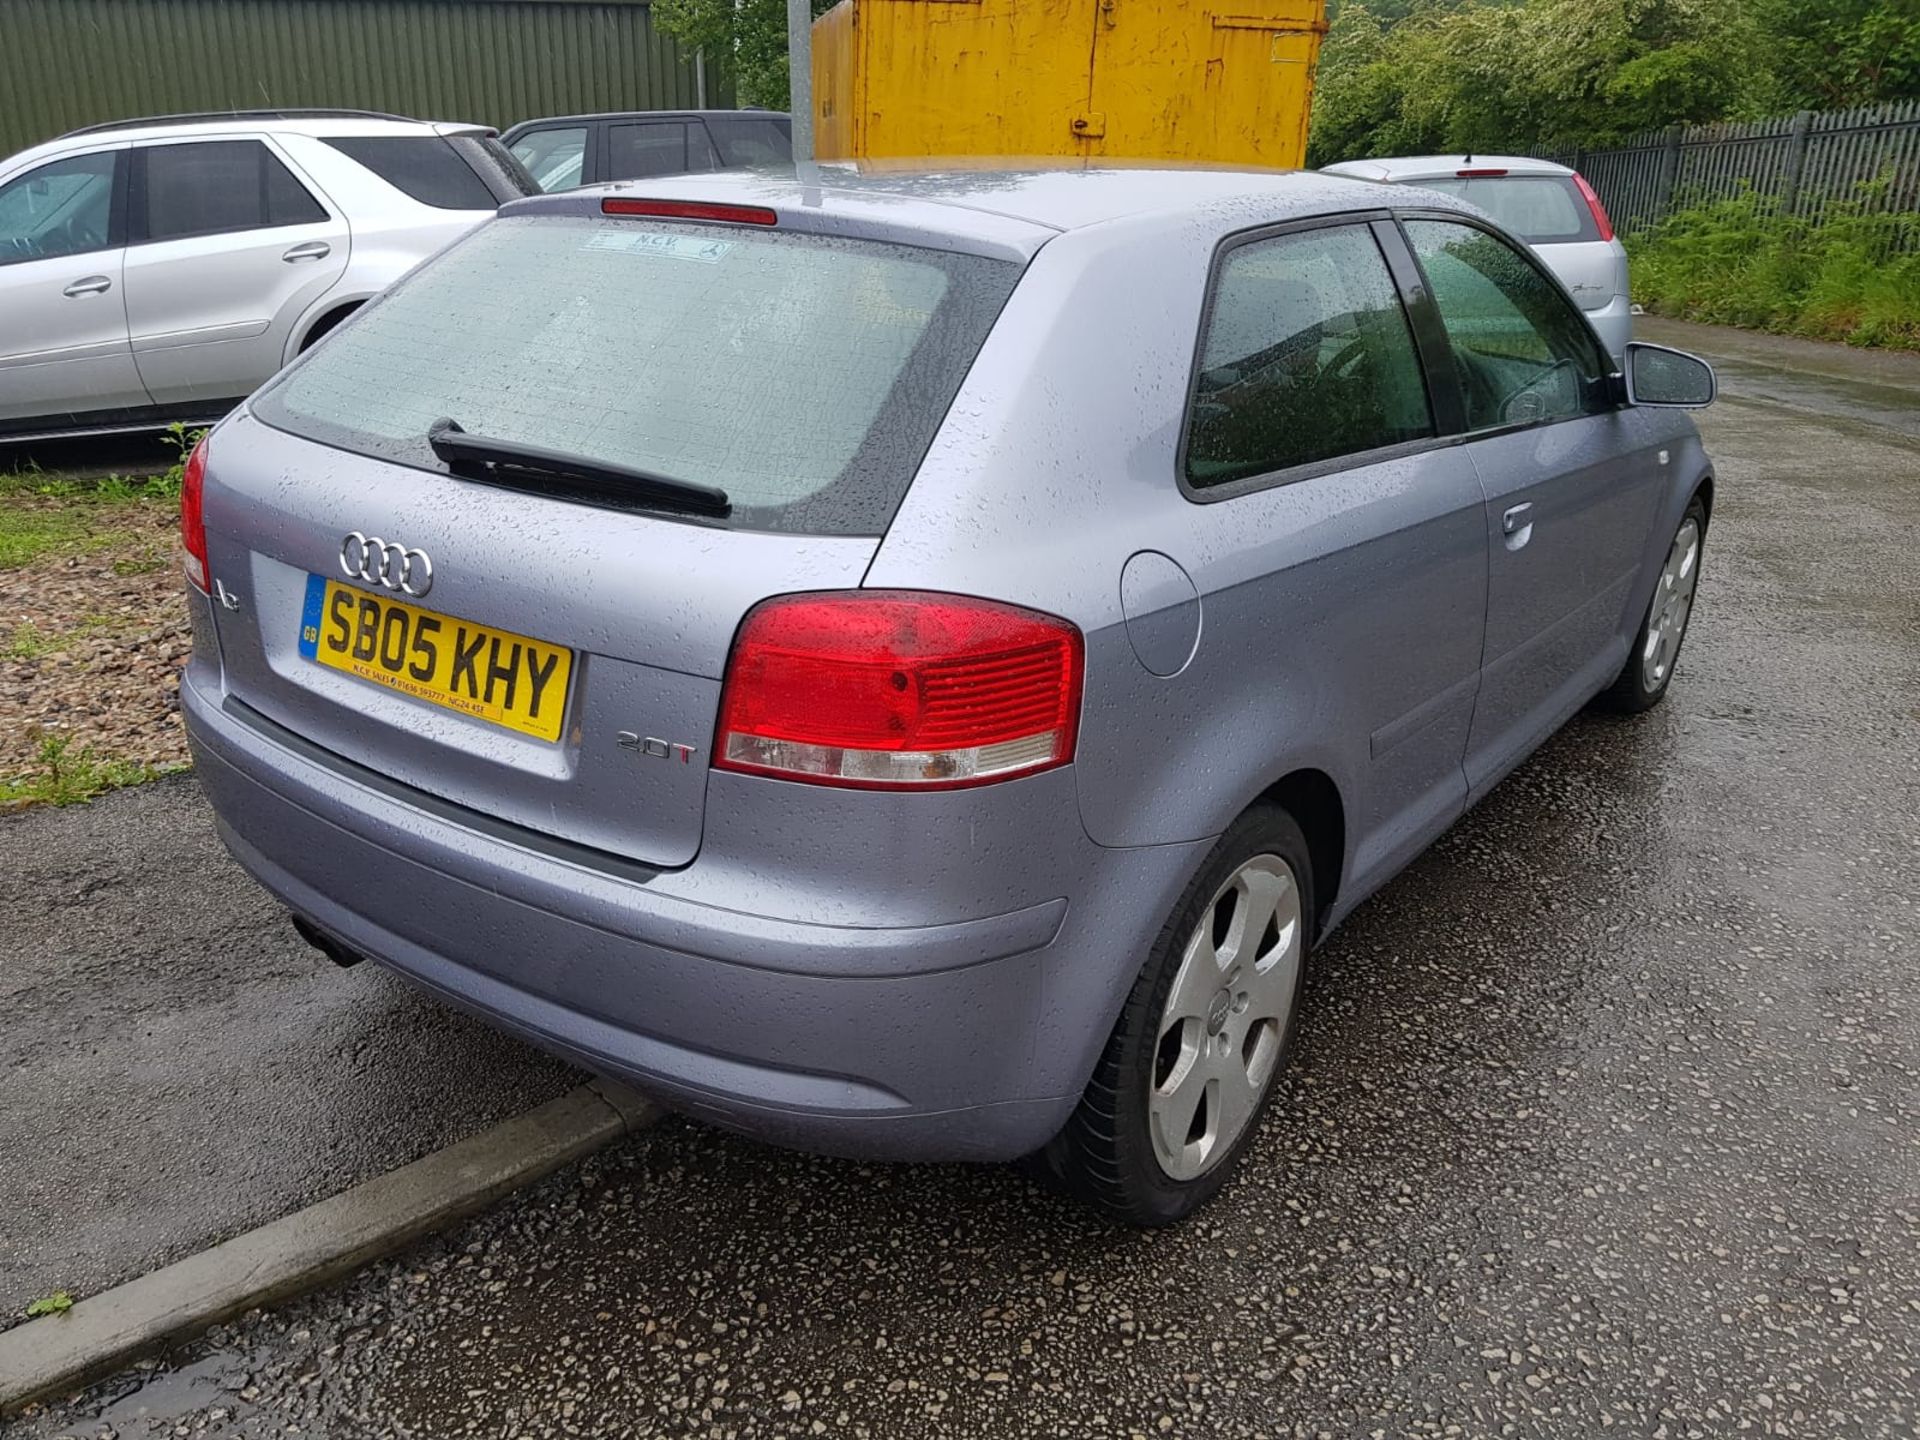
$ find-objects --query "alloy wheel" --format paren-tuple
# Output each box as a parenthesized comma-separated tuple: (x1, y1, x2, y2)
(1642, 517, 1702, 692)
(1147, 853, 1303, 1182)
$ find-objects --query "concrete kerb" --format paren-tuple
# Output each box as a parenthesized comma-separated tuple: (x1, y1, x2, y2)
(0, 1078, 661, 1416)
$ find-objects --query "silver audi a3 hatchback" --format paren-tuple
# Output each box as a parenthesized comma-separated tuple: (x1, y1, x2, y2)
(181, 167, 1717, 1225)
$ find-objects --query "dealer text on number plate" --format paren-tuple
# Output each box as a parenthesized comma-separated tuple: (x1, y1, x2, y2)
(297, 575, 574, 742)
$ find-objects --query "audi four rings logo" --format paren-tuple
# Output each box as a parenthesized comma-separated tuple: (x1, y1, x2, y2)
(340, 532, 433, 597)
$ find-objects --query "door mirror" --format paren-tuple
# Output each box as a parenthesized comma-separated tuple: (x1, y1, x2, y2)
(1624, 342, 1716, 408)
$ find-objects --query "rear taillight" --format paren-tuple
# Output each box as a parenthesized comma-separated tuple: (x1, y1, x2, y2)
(1456, 167, 1510, 178)
(1573, 171, 1615, 242)
(180, 435, 209, 593)
(714, 591, 1084, 790)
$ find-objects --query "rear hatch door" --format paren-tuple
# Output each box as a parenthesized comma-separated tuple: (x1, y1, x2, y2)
(203, 420, 872, 868)
(203, 200, 1030, 867)
(1531, 237, 1626, 314)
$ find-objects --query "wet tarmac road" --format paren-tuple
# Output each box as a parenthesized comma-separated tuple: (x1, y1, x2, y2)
(0, 777, 581, 1319)
(7, 324, 1920, 1438)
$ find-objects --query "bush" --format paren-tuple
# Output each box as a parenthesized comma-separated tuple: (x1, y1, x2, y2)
(1628, 189, 1920, 349)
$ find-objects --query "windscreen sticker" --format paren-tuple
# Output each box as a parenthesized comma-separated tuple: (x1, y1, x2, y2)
(586, 230, 735, 263)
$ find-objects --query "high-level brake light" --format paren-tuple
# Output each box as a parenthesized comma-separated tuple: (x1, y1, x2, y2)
(601, 198, 778, 226)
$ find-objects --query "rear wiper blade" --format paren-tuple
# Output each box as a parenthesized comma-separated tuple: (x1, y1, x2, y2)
(426, 418, 731, 519)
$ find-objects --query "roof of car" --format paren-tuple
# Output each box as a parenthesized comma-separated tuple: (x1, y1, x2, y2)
(517, 162, 1468, 245)
(11, 111, 488, 167)
(502, 110, 792, 134)
(1320, 155, 1575, 182)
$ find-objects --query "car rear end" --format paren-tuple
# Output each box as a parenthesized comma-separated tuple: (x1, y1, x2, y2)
(178, 183, 1170, 1161)
(1326, 156, 1632, 362)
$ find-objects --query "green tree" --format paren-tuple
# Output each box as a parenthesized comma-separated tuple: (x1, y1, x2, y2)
(1307, 6, 1404, 164)
(1754, 0, 1920, 109)
(653, 0, 840, 111)
(1309, 0, 1773, 165)
(1326, 0, 1500, 21)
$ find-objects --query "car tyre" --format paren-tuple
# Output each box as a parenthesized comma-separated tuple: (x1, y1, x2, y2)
(1033, 804, 1314, 1227)
(1593, 495, 1708, 714)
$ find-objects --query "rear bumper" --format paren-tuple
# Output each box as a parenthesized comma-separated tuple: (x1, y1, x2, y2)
(183, 671, 1205, 1162)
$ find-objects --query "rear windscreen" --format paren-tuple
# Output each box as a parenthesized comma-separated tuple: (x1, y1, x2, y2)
(1417, 176, 1600, 244)
(252, 215, 1021, 535)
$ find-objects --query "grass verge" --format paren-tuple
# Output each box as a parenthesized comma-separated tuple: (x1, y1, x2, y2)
(0, 424, 194, 570)
(1629, 190, 1920, 350)
(0, 734, 179, 810)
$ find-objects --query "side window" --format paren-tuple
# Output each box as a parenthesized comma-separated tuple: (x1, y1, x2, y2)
(706, 117, 793, 168)
(141, 140, 326, 243)
(265, 154, 329, 226)
(608, 122, 696, 180)
(1403, 219, 1609, 430)
(321, 137, 498, 210)
(687, 124, 720, 173)
(1185, 224, 1435, 488)
(509, 125, 588, 192)
(0, 150, 119, 264)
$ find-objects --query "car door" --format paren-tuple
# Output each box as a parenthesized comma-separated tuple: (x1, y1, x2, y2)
(0, 146, 151, 428)
(121, 136, 349, 407)
(1399, 215, 1665, 796)
(605, 119, 720, 181)
(1113, 218, 1489, 892)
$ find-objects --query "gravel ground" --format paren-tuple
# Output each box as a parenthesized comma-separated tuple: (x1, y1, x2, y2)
(0, 498, 190, 788)
(6, 325, 1919, 1437)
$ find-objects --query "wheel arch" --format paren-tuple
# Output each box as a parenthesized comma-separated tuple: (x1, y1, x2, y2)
(293, 299, 365, 355)
(1257, 768, 1346, 940)
(1692, 470, 1715, 529)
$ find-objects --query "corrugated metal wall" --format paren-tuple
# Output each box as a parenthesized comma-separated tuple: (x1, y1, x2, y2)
(0, 0, 730, 155)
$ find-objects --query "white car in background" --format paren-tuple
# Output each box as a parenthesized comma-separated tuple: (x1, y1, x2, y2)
(1321, 154, 1633, 362)
(0, 109, 535, 443)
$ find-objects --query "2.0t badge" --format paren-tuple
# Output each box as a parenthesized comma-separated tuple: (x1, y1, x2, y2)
(618, 732, 697, 763)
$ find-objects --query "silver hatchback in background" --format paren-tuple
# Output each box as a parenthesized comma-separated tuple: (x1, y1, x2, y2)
(180, 167, 1716, 1225)
(1321, 154, 1633, 361)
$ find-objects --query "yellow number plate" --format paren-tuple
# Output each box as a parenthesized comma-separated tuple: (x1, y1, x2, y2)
(297, 575, 573, 743)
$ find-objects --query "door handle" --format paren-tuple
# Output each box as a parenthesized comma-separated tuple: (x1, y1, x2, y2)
(1502, 503, 1534, 536)
(62, 275, 112, 297)
(282, 241, 331, 263)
